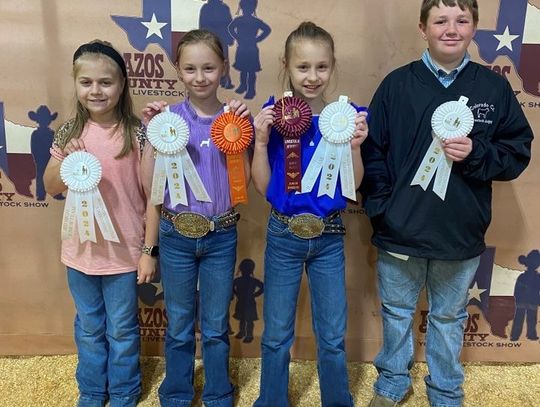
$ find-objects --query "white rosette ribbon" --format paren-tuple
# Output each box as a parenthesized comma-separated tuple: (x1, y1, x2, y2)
(146, 108, 211, 206)
(60, 151, 119, 243)
(301, 95, 357, 200)
(411, 96, 474, 200)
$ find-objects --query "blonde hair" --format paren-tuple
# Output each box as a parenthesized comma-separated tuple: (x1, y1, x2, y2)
(67, 40, 139, 159)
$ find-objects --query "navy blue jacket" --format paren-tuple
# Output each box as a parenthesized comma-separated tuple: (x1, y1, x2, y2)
(360, 61, 533, 260)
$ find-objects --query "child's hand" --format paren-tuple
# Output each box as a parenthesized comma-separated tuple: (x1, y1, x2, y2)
(63, 138, 86, 155)
(253, 105, 275, 147)
(228, 99, 251, 119)
(142, 101, 168, 125)
(442, 137, 472, 162)
(351, 111, 368, 149)
(137, 254, 157, 285)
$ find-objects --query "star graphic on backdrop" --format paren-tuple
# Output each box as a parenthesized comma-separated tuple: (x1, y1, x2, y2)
(468, 282, 487, 302)
(152, 281, 163, 296)
(493, 26, 520, 51)
(141, 13, 167, 39)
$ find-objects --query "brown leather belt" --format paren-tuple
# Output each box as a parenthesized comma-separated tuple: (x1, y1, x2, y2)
(271, 208, 345, 239)
(161, 207, 240, 238)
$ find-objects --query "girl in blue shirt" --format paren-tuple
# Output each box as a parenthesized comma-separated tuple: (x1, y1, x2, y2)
(251, 21, 368, 407)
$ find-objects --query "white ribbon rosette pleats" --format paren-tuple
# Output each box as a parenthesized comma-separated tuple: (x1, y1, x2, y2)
(411, 96, 474, 200)
(301, 95, 357, 200)
(146, 108, 211, 206)
(60, 151, 119, 243)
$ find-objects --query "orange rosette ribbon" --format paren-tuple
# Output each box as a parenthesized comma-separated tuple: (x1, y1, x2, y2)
(211, 111, 253, 205)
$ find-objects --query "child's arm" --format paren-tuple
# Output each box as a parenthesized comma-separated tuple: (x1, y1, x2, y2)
(137, 141, 159, 284)
(137, 203, 159, 285)
(251, 105, 274, 196)
(351, 111, 369, 189)
(44, 137, 86, 196)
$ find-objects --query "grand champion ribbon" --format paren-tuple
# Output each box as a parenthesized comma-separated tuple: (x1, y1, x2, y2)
(273, 92, 313, 192)
(210, 106, 253, 205)
(146, 108, 211, 206)
(411, 96, 474, 200)
(60, 151, 119, 243)
(301, 95, 357, 200)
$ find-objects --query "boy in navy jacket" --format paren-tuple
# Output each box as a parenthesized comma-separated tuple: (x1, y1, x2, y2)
(361, 1, 533, 406)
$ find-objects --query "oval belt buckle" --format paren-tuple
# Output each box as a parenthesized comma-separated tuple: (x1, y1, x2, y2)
(174, 212, 211, 238)
(288, 214, 325, 239)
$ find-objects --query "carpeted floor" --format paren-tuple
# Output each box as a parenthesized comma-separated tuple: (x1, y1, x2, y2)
(0, 356, 538, 406)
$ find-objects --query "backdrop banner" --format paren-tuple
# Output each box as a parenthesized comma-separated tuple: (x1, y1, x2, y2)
(1, 0, 539, 361)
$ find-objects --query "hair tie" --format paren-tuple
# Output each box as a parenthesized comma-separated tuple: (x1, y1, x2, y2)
(73, 42, 127, 78)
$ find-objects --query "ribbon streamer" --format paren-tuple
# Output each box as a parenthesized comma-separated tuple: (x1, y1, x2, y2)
(411, 96, 474, 200)
(211, 107, 253, 205)
(60, 151, 119, 243)
(302, 95, 357, 200)
(147, 108, 211, 206)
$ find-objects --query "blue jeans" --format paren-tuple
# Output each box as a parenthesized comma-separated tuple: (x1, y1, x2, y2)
(67, 267, 140, 407)
(373, 250, 480, 407)
(158, 217, 236, 407)
(254, 215, 353, 407)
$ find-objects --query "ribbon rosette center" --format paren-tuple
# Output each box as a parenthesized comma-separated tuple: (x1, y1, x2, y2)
(159, 123, 181, 144)
(330, 112, 351, 134)
(224, 123, 242, 143)
(72, 163, 92, 183)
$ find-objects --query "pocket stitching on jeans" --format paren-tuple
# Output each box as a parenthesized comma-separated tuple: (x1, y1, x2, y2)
(267, 218, 289, 237)
(159, 219, 175, 236)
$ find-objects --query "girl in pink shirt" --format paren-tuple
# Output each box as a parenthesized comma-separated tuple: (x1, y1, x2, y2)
(43, 40, 153, 407)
